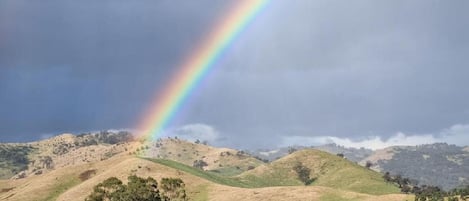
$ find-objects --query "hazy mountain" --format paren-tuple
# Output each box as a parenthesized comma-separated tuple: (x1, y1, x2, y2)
(362, 143, 469, 190)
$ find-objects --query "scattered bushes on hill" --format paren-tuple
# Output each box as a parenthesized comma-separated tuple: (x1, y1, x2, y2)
(0, 145, 33, 178)
(85, 175, 187, 201)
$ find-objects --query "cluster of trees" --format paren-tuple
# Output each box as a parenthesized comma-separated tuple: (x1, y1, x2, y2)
(86, 175, 187, 201)
(413, 185, 469, 201)
(383, 172, 469, 200)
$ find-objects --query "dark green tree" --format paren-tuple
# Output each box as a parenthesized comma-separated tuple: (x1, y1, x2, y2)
(160, 178, 187, 201)
(192, 160, 208, 170)
(293, 162, 314, 185)
(85, 176, 162, 201)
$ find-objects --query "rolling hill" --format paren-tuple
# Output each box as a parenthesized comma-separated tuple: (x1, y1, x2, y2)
(251, 143, 469, 191)
(238, 149, 400, 195)
(0, 132, 413, 201)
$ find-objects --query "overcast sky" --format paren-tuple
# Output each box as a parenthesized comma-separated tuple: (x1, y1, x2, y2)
(1, 0, 468, 149)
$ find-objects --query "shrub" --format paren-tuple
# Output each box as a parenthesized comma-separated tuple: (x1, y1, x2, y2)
(293, 162, 314, 185)
(160, 178, 187, 201)
(86, 175, 185, 201)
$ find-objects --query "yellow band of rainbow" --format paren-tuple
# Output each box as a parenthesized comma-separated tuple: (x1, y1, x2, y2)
(137, 0, 269, 141)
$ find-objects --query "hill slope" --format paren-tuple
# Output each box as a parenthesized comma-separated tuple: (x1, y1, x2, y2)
(0, 134, 411, 201)
(239, 149, 400, 195)
(142, 138, 265, 176)
(0, 152, 411, 201)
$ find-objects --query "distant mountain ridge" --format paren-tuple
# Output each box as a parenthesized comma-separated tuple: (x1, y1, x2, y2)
(364, 143, 469, 190)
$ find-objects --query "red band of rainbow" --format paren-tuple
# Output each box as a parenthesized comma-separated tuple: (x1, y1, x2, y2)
(136, 0, 269, 141)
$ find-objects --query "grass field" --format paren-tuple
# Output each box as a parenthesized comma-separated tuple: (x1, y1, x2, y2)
(41, 176, 80, 201)
(145, 152, 400, 196)
(144, 158, 254, 188)
(233, 149, 400, 195)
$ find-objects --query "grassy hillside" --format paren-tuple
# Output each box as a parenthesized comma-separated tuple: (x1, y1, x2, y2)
(145, 158, 252, 188)
(142, 138, 265, 176)
(0, 134, 411, 201)
(147, 149, 400, 195)
(1, 153, 410, 201)
(239, 149, 400, 195)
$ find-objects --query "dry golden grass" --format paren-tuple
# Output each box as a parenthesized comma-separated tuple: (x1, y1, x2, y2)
(0, 137, 412, 201)
(208, 185, 411, 201)
(143, 138, 264, 173)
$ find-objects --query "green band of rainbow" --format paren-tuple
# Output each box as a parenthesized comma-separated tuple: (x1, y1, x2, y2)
(137, 0, 269, 141)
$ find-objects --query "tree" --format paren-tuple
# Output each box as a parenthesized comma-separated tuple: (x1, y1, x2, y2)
(288, 147, 297, 154)
(192, 160, 208, 170)
(86, 176, 163, 201)
(383, 172, 392, 182)
(365, 161, 373, 169)
(293, 162, 314, 185)
(86, 177, 125, 201)
(39, 156, 54, 169)
(160, 178, 187, 201)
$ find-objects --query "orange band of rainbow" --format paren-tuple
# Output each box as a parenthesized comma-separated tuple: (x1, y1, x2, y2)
(136, 0, 269, 141)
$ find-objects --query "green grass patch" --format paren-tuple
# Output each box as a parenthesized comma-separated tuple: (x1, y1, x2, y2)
(41, 176, 80, 201)
(144, 158, 253, 188)
(313, 160, 400, 195)
(143, 151, 401, 196)
(239, 149, 401, 195)
(208, 166, 244, 177)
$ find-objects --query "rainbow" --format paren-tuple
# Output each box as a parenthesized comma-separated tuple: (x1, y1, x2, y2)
(137, 0, 269, 141)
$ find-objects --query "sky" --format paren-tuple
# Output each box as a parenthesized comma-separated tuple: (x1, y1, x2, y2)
(1, 0, 469, 149)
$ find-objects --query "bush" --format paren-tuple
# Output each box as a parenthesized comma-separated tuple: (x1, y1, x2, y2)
(293, 162, 314, 185)
(79, 169, 97, 181)
(86, 175, 186, 201)
(192, 160, 208, 170)
(160, 178, 187, 201)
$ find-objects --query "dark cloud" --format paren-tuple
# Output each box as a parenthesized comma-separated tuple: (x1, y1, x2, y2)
(1, 0, 468, 149)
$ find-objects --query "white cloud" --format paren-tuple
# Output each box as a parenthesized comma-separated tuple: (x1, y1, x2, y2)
(169, 123, 219, 144)
(281, 124, 469, 150)
(40, 133, 54, 140)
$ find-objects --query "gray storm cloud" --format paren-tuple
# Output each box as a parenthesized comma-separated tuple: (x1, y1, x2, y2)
(1, 0, 468, 149)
